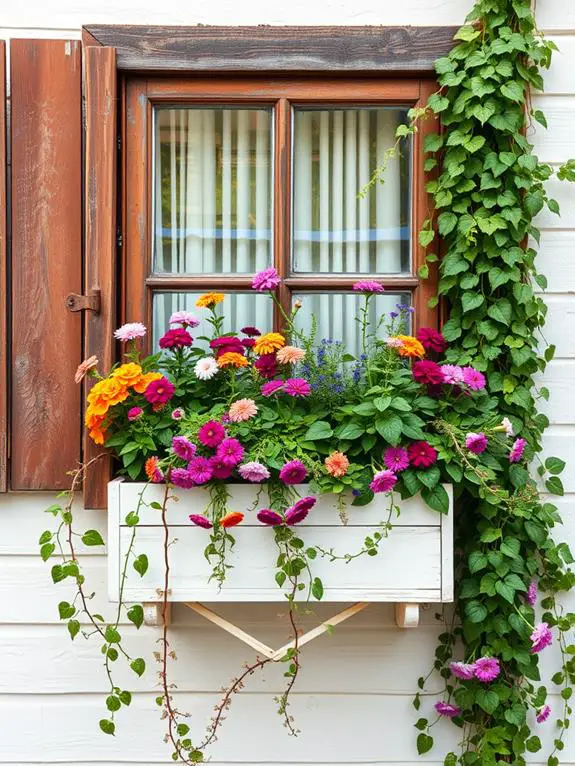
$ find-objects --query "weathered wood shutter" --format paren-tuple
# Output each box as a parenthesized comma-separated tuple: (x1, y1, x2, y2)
(0, 42, 7, 493)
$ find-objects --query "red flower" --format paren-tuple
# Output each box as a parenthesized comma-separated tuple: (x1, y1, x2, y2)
(209, 336, 245, 358)
(159, 328, 193, 349)
(417, 327, 448, 354)
(219, 511, 244, 528)
(408, 441, 438, 468)
(412, 360, 444, 386)
(254, 353, 277, 379)
(144, 376, 175, 405)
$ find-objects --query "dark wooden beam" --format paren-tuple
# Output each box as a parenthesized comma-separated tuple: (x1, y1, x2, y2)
(83, 25, 456, 73)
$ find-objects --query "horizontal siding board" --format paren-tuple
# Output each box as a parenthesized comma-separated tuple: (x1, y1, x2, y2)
(531, 96, 575, 162)
(536, 295, 575, 359)
(542, 36, 575, 94)
(0, 41, 6, 493)
(543, 428, 575, 491)
(537, 361, 575, 424)
(534, 174, 575, 229)
(536, 231, 575, 292)
(537, 2, 575, 31)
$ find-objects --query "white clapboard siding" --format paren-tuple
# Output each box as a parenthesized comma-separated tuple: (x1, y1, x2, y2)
(537, 3, 575, 32)
(537, 361, 575, 424)
(542, 37, 575, 94)
(531, 96, 575, 162)
(535, 175, 575, 229)
(534, 295, 575, 359)
(536, 231, 575, 292)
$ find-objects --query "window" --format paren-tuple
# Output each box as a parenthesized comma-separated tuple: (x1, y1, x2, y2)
(124, 77, 437, 354)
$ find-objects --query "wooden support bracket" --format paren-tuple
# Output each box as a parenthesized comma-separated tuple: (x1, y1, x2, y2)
(143, 602, 171, 627)
(395, 602, 420, 628)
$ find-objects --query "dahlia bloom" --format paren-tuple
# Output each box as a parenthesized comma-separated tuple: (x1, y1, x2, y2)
(170, 468, 196, 489)
(417, 327, 448, 354)
(219, 511, 244, 528)
(145, 456, 164, 483)
(196, 292, 224, 308)
(501, 417, 514, 437)
(114, 322, 146, 342)
(257, 509, 283, 526)
(215, 438, 245, 467)
(370, 470, 398, 494)
(252, 266, 281, 291)
(238, 461, 270, 482)
(194, 357, 219, 381)
(198, 420, 226, 448)
(254, 332, 285, 356)
(127, 406, 143, 421)
(325, 451, 349, 477)
(474, 657, 500, 682)
(462, 366, 486, 390)
(449, 661, 476, 680)
(435, 702, 461, 718)
(241, 326, 261, 337)
(284, 378, 311, 397)
(440, 364, 464, 384)
(254, 353, 278, 379)
(412, 360, 444, 386)
(159, 327, 193, 349)
(261, 380, 284, 396)
(171, 407, 185, 420)
(144, 377, 175, 405)
(537, 705, 551, 723)
(189, 514, 212, 529)
(279, 460, 308, 485)
(217, 352, 248, 368)
(509, 437, 526, 463)
(169, 310, 199, 328)
(228, 398, 258, 423)
(277, 346, 306, 364)
(465, 432, 488, 454)
(530, 622, 553, 653)
(383, 447, 409, 473)
(526, 579, 537, 607)
(408, 441, 438, 468)
(172, 436, 197, 461)
(74, 355, 99, 384)
(209, 456, 234, 480)
(352, 280, 385, 294)
(186, 457, 213, 484)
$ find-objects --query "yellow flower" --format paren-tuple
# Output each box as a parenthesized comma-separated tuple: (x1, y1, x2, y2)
(394, 335, 425, 359)
(196, 292, 225, 309)
(132, 371, 163, 394)
(217, 352, 248, 368)
(254, 332, 285, 356)
(111, 362, 143, 388)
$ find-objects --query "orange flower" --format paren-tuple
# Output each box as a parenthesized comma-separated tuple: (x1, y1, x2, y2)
(89, 426, 106, 445)
(111, 362, 143, 388)
(219, 511, 244, 528)
(132, 371, 163, 394)
(145, 456, 163, 483)
(228, 398, 258, 422)
(395, 335, 425, 359)
(196, 292, 225, 309)
(254, 332, 285, 356)
(325, 451, 350, 477)
(74, 355, 99, 384)
(276, 345, 306, 364)
(217, 352, 248, 368)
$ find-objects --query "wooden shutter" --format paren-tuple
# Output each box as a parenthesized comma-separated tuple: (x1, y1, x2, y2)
(83, 46, 118, 509)
(0, 42, 6, 493)
(10, 40, 83, 490)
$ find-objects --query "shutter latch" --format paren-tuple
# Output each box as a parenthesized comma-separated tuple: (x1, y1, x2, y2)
(65, 288, 101, 314)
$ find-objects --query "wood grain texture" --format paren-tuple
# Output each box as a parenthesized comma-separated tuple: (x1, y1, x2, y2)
(85, 24, 457, 72)
(83, 46, 117, 509)
(0, 42, 6, 492)
(10, 39, 82, 490)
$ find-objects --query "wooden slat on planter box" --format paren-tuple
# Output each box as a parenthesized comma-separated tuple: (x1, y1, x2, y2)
(0, 42, 7, 492)
(10, 40, 82, 490)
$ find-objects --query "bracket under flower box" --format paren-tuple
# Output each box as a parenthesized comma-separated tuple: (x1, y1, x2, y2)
(108, 479, 453, 652)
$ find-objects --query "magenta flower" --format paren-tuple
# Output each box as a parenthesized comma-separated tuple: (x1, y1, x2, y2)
(462, 366, 486, 390)
(261, 380, 285, 397)
(291, 496, 316, 514)
(408, 441, 438, 468)
(279, 460, 308, 485)
(383, 447, 410, 473)
(509, 438, 526, 463)
(440, 364, 464, 384)
(435, 701, 461, 718)
(285, 504, 310, 525)
(114, 322, 146, 342)
(186, 457, 213, 484)
(171, 408, 185, 420)
(241, 326, 261, 337)
(159, 327, 193, 349)
(144, 377, 175, 405)
(465, 432, 488, 454)
(449, 661, 476, 680)
(257, 509, 284, 526)
(198, 420, 226, 448)
(352, 280, 385, 294)
(530, 622, 553, 653)
(417, 327, 448, 354)
(284, 377, 312, 397)
(170, 468, 196, 489)
(172, 436, 197, 461)
(215, 438, 245, 467)
(127, 406, 143, 421)
(189, 513, 213, 529)
(209, 456, 233, 480)
(238, 461, 270, 482)
(474, 657, 500, 682)
(412, 360, 444, 386)
(526, 579, 537, 607)
(536, 705, 551, 723)
(169, 310, 199, 328)
(254, 353, 278, 379)
(370, 469, 398, 494)
(252, 266, 281, 291)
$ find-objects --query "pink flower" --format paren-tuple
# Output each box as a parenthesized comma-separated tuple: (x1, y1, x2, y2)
(209, 456, 234, 480)
(172, 436, 197, 461)
(370, 470, 398, 494)
(537, 705, 551, 723)
(171, 468, 196, 489)
(238, 461, 270, 482)
(186, 457, 213, 484)
(159, 327, 193, 349)
(252, 266, 281, 291)
(127, 406, 143, 421)
(440, 364, 464, 384)
(284, 378, 311, 397)
(257, 509, 283, 526)
(144, 377, 175, 405)
(526, 579, 537, 607)
(277, 346, 306, 364)
(228, 398, 258, 423)
(279, 460, 308, 485)
(198, 420, 226, 448)
(465, 432, 488, 454)
(474, 657, 500, 682)
(261, 380, 284, 396)
(408, 441, 438, 468)
(462, 366, 486, 390)
(417, 327, 448, 354)
(114, 322, 146, 342)
(189, 514, 213, 529)
(74, 355, 99, 384)
(352, 280, 385, 293)
(383, 447, 409, 473)
(171, 408, 185, 420)
(215, 438, 245, 467)
(285, 504, 310, 525)
(435, 701, 461, 718)
(530, 622, 553, 653)
(509, 438, 526, 463)
(169, 310, 199, 328)
(450, 661, 476, 680)
(291, 496, 316, 514)
(385, 337, 404, 349)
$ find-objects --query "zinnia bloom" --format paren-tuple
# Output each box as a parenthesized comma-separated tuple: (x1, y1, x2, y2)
(526, 579, 537, 607)
(186, 457, 213, 484)
(285, 504, 310, 525)
(383, 447, 409, 473)
(228, 398, 258, 423)
(412, 360, 444, 386)
(144, 377, 175, 405)
(261, 380, 284, 396)
(255, 354, 278, 379)
(530, 622, 553, 653)
(127, 406, 143, 421)
(370, 470, 398, 494)
(408, 441, 438, 468)
(111, 362, 143, 388)
(279, 460, 308, 485)
(440, 364, 464, 384)
(252, 266, 281, 291)
(145, 456, 163, 483)
(74, 355, 99, 384)
(217, 352, 248, 368)
(254, 332, 285, 356)
(395, 335, 425, 359)
(462, 366, 486, 390)
(170, 468, 196, 489)
(325, 451, 350, 477)
(241, 326, 261, 337)
(196, 292, 224, 309)
(435, 702, 461, 718)
(219, 511, 244, 528)
(241, 338, 256, 349)
(474, 657, 500, 682)
(171, 408, 185, 420)
(194, 357, 219, 380)
(284, 378, 311, 397)
(132, 371, 163, 394)
(352, 280, 385, 293)
(291, 496, 316, 514)
(277, 346, 306, 364)
(417, 327, 448, 354)
(215, 438, 245, 467)
(209, 456, 234, 480)
(449, 661, 476, 680)
(501, 417, 514, 437)
(509, 437, 526, 463)
(172, 436, 197, 461)
(169, 310, 199, 328)
(210, 336, 245, 357)
(114, 322, 147, 342)
(465, 432, 488, 454)
(238, 461, 270, 482)
(536, 705, 551, 723)
(198, 420, 226, 448)
(159, 327, 193, 349)
(257, 509, 283, 526)
(189, 514, 212, 529)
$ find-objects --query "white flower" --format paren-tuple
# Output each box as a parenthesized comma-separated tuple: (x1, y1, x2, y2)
(194, 357, 218, 381)
(169, 310, 200, 328)
(501, 417, 514, 437)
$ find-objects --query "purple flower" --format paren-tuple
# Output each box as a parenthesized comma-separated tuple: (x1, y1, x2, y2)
(440, 364, 464, 384)
(509, 438, 526, 463)
(257, 509, 284, 526)
(209, 456, 233, 480)
(530, 622, 553, 654)
(449, 661, 476, 680)
(127, 406, 143, 421)
(369, 470, 398, 494)
(261, 380, 285, 397)
(291, 496, 316, 514)
(383, 447, 409, 473)
(215, 438, 245, 467)
(186, 457, 213, 484)
(465, 432, 488, 454)
(474, 657, 500, 682)
(526, 579, 537, 607)
(462, 366, 486, 391)
(170, 468, 196, 489)
(172, 436, 197, 461)
(279, 460, 308, 485)
(435, 701, 461, 718)
(238, 461, 270, 482)
(285, 505, 310, 525)
(284, 377, 311, 397)
(352, 280, 385, 294)
(536, 705, 551, 723)
(189, 513, 212, 529)
(252, 266, 281, 292)
(171, 408, 185, 421)
(241, 326, 261, 337)
(198, 420, 226, 448)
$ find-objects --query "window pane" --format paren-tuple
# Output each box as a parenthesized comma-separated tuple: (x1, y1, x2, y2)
(292, 108, 410, 275)
(292, 292, 411, 358)
(153, 292, 272, 350)
(153, 107, 273, 275)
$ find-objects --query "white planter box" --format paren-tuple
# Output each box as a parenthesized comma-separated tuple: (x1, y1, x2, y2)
(108, 479, 453, 608)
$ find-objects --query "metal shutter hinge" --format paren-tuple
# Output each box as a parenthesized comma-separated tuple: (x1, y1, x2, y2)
(65, 288, 101, 314)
